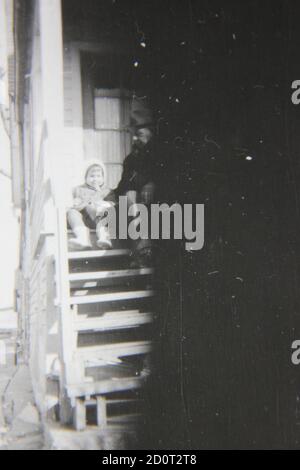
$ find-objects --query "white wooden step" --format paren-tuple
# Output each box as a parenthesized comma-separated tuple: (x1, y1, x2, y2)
(107, 413, 142, 425)
(70, 289, 154, 305)
(76, 340, 152, 362)
(106, 398, 143, 405)
(74, 311, 153, 332)
(67, 376, 145, 398)
(69, 267, 153, 282)
(84, 397, 142, 406)
(68, 249, 130, 260)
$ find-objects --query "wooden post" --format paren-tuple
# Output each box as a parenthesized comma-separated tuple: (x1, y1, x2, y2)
(38, 0, 64, 121)
(38, 0, 65, 190)
(74, 398, 86, 431)
(38, 0, 76, 422)
(97, 396, 107, 428)
(56, 205, 77, 424)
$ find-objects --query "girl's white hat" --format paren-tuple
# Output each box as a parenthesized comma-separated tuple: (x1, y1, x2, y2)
(84, 161, 107, 183)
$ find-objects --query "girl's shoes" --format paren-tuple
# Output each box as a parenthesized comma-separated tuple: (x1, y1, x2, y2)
(96, 226, 112, 250)
(96, 239, 112, 250)
(69, 238, 91, 250)
(69, 227, 92, 250)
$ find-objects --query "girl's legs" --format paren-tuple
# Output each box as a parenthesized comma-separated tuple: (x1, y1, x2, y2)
(96, 219, 112, 249)
(67, 209, 91, 248)
(83, 204, 112, 250)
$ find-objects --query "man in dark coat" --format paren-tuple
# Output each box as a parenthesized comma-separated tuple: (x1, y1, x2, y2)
(115, 126, 157, 266)
(115, 127, 156, 201)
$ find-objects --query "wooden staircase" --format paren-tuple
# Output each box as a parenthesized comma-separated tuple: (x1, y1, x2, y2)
(58, 232, 155, 431)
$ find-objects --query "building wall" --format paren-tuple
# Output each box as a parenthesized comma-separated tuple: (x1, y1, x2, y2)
(0, 120, 19, 311)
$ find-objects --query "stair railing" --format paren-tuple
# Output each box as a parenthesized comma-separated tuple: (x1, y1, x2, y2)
(54, 202, 78, 422)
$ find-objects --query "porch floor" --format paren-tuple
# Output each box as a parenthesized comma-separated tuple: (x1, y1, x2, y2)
(0, 363, 43, 450)
(44, 421, 139, 450)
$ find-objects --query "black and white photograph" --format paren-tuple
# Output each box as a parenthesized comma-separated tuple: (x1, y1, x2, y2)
(1, 0, 300, 451)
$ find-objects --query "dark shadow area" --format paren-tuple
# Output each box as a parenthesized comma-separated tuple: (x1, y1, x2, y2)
(62, 0, 300, 449)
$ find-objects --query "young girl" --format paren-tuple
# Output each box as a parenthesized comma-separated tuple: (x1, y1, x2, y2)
(67, 163, 116, 249)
